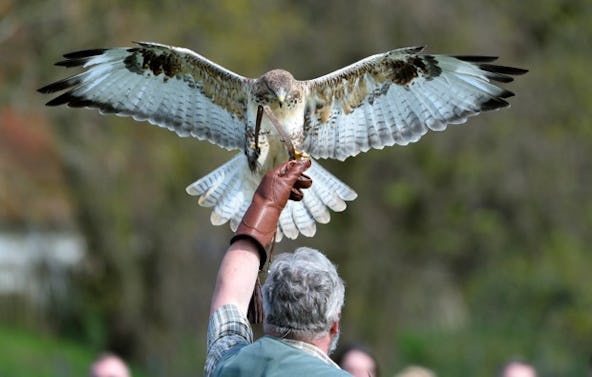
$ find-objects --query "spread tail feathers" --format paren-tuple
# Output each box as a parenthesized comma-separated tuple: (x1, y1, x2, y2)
(185, 154, 357, 240)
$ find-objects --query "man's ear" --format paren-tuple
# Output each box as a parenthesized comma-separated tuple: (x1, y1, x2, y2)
(330, 320, 339, 335)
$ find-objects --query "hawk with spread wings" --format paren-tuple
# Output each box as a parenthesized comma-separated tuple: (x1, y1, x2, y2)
(39, 42, 526, 240)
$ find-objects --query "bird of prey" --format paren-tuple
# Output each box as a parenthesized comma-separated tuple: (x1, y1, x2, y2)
(39, 42, 526, 240)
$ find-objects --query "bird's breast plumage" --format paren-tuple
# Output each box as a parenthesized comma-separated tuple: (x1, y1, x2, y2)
(245, 98, 306, 173)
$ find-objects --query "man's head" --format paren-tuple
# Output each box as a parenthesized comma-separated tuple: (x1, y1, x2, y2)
(89, 353, 131, 377)
(262, 247, 345, 351)
(499, 361, 537, 377)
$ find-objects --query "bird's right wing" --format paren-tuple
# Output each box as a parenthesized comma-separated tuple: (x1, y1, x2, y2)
(302, 47, 527, 160)
(39, 41, 252, 150)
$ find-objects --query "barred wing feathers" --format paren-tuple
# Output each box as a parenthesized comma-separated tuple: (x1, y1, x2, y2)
(38, 42, 251, 150)
(302, 46, 528, 161)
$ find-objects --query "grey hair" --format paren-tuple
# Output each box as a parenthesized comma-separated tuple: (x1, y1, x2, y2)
(262, 247, 345, 340)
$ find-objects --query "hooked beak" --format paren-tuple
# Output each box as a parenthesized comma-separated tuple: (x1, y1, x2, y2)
(276, 88, 287, 108)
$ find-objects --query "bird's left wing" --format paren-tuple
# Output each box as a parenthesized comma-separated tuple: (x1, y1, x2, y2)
(301, 47, 527, 160)
(39, 42, 252, 150)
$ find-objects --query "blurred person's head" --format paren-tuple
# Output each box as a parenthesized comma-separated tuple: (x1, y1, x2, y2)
(89, 353, 131, 377)
(262, 247, 345, 354)
(393, 365, 436, 377)
(498, 361, 537, 377)
(333, 343, 379, 377)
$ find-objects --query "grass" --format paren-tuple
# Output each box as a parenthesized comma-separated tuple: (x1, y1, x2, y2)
(0, 326, 145, 377)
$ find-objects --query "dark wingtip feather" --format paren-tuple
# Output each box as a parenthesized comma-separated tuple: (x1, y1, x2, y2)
(45, 92, 77, 106)
(478, 63, 528, 83)
(55, 58, 89, 67)
(46, 93, 119, 113)
(485, 73, 515, 83)
(499, 89, 515, 99)
(62, 48, 108, 59)
(480, 64, 529, 76)
(37, 76, 81, 94)
(44, 93, 108, 112)
(481, 97, 510, 111)
(51, 49, 109, 68)
(67, 97, 96, 108)
(454, 55, 498, 63)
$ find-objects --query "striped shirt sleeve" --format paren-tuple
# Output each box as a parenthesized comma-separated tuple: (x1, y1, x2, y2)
(205, 304, 253, 377)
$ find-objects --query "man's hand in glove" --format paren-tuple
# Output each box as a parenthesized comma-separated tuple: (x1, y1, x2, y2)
(231, 159, 312, 268)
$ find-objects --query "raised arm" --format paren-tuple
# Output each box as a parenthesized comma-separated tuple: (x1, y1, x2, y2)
(210, 159, 312, 316)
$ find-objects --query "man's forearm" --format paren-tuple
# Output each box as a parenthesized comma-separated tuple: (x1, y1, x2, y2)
(210, 238, 261, 316)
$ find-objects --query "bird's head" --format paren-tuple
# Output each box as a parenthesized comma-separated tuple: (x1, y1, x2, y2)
(254, 69, 302, 109)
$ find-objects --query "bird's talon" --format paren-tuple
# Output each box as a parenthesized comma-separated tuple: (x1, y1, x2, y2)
(294, 150, 309, 160)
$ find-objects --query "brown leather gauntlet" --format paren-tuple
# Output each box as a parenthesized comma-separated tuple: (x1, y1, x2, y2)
(230, 159, 312, 270)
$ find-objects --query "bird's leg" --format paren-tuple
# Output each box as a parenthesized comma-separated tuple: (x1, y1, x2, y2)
(262, 105, 301, 161)
(247, 232, 276, 324)
(254, 105, 263, 157)
(247, 106, 264, 172)
(247, 276, 264, 324)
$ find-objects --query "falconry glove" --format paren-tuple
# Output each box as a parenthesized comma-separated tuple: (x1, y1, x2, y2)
(231, 159, 312, 269)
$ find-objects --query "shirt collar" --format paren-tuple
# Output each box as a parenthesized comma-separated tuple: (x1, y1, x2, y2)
(271, 336, 341, 368)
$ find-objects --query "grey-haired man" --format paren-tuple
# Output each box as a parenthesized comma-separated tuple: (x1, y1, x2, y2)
(205, 159, 350, 376)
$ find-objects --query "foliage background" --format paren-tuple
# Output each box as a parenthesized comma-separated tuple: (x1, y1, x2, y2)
(1, 0, 591, 376)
